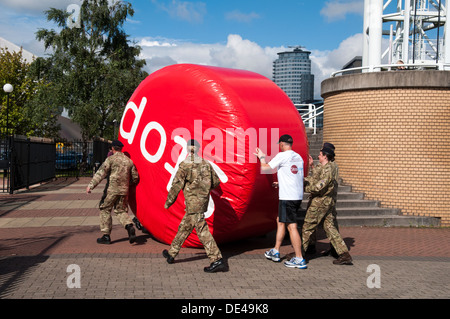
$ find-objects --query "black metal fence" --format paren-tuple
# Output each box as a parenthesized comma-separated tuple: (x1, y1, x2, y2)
(55, 139, 111, 177)
(1, 138, 10, 193)
(13, 138, 56, 191)
(1, 136, 111, 193)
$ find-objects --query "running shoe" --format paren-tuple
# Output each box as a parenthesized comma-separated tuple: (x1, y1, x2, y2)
(284, 257, 308, 269)
(264, 249, 281, 262)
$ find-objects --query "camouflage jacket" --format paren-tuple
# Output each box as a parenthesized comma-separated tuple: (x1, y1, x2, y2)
(165, 154, 220, 214)
(305, 161, 339, 201)
(88, 152, 139, 195)
(307, 162, 323, 180)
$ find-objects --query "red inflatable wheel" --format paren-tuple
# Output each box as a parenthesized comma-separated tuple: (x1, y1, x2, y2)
(119, 64, 309, 247)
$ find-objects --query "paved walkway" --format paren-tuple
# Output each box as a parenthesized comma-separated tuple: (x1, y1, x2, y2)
(0, 178, 449, 305)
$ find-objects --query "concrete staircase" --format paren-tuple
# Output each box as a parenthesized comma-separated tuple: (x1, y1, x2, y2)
(302, 128, 440, 227)
(306, 127, 323, 161)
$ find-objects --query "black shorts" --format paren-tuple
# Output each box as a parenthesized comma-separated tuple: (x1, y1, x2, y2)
(278, 200, 302, 224)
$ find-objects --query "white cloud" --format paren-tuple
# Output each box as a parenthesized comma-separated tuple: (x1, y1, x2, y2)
(210, 35, 278, 78)
(139, 33, 363, 99)
(138, 37, 219, 73)
(225, 10, 260, 23)
(320, 0, 364, 22)
(140, 39, 178, 47)
(151, 0, 207, 23)
(310, 33, 363, 95)
(139, 34, 281, 80)
(311, 33, 363, 74)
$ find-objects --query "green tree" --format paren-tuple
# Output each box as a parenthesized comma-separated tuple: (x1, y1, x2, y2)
(35, 0, 147, 141)
(0, 48, 59, 138)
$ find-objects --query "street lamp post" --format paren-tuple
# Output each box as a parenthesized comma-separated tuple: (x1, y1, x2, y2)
(3, 83, 13, 137)
(3, 83, 13, 194)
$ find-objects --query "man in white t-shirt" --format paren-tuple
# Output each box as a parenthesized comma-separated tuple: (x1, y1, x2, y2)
(255, 134, 307, 269)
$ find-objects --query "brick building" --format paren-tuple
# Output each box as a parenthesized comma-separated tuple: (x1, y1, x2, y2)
(321, 70, 450, 226)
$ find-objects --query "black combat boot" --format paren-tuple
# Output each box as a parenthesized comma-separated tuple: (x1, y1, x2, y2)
(162, 250, 174, 264)
(204, 258, 226, 273)
(126, 224, 136, 244)
(97, 234, 111, 245)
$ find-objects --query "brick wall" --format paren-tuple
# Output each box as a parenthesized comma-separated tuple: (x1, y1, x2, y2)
(321, 72, 450, 226)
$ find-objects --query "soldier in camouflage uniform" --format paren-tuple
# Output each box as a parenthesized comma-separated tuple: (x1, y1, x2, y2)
(86, 140, 139, 245)
(304, 143, 339, 257)
(162, 139, 225, 273)
(301, 144, 353, 265)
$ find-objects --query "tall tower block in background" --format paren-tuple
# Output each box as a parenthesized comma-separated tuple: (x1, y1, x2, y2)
(273, 46, 314, 104)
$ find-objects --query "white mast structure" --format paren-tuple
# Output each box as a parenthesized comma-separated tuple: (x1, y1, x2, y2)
(362, 0, 450, 70)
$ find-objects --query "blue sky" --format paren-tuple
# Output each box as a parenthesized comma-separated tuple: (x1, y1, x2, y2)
(0, 0, 366, 98)
(128, 0, 363, 50)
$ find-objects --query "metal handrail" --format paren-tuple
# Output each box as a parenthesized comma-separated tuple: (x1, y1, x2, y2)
(331, 62, 450, 77)
(301, 105, 324, 119)
(296, 104, 324, 135)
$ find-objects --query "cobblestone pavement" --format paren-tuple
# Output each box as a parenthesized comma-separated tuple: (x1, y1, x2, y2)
(0, 178, 449, 312)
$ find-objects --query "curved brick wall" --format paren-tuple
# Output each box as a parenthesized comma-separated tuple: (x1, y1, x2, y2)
(321, 70, 450, 226)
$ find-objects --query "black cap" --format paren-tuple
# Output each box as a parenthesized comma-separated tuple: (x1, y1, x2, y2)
(278, 134, 293, 144)
(322, 142, 335, 150)
(112, 140, 124, 147)
(321, 142, 335, 157)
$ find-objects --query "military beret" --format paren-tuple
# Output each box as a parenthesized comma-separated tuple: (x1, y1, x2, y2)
(321, 144, 335, 157)
(322, 142, 335, 150)
(112, 140, 124, 147)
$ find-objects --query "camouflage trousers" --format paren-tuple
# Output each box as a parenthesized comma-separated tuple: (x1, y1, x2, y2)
(301, 198, 348, 256)
(99, 194, 133, 235)
(168, 212, 222, 263)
